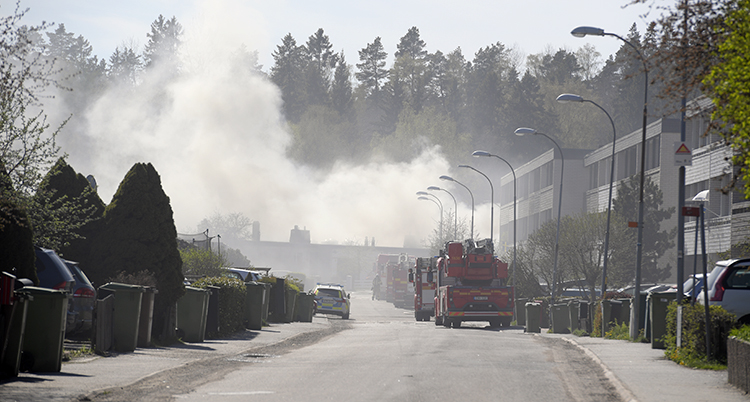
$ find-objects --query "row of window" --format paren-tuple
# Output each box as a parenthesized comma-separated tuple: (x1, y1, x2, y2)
(589, 135, 661, 190)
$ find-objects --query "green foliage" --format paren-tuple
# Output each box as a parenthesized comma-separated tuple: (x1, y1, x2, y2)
(32, 158, 104, 253)
(729, 325, 750, 342)
(192, 276, 247, 337)
(89, 162, 184, 340)
(0, 191, 37, 284)
(664, 301, 739, 366)
(604, 322, 631, 340)
(180, 247, 227, 278)
(703, 0, 750, 200)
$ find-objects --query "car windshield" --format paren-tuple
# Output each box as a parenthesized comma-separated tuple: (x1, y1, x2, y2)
(316, 289, 342, 298)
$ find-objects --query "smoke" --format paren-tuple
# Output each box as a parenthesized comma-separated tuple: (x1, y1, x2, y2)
(52, 0, 469, 247)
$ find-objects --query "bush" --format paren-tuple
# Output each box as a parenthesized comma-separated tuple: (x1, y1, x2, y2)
(192, 276, 246, 337)
(665, 301, 739, 365)
(729, 324, 750, 342)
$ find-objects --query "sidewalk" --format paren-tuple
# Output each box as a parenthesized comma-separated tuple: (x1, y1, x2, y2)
(540, 332, 749, 402)
(0, 319, 330, 402)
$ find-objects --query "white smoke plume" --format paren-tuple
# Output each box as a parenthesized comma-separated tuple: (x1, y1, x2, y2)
(51, 0, 472, 247)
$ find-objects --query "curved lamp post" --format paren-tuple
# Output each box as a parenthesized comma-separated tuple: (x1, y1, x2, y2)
(418, 195, 443, 241)
(572, 26, 649, 340)
(440, 175, 475, 240)
(428, 186, 458, 240)
(473, 150, 518, 304)
(417, 191, 443, 242)
(556, 93, 616, 305)
(514, 127, 565, 304)
(458, 164, 493, 244)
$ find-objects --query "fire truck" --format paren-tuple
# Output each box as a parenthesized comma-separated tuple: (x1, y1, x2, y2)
(375, 254, 400, 302)
(387, 254, 412, 308)
(410, 257, 437, 321)
(433, 239, 514, 328)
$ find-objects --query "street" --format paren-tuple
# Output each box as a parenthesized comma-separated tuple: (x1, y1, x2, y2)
(169, 292, 619, 402)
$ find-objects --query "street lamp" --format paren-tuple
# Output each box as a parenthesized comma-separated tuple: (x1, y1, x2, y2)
(417, 191, 444, 240)
(440, 175, 475, 240)
(473, 150, 517, 301)
(573, 25, 649, 340)
(557, 93, 616, 305)
(514, 127, 565, 304)
(458, 164, 494, 244)
(428, 186, 458, 240)
(418, 195, 443, 241)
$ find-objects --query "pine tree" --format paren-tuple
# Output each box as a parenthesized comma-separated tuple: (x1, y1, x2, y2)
(90, 163, 184, 340)
(143, 15, 183, 70)
(331, 53, 353, 116)
(355, 37, 388, 99)
(271, 33, 308, 122)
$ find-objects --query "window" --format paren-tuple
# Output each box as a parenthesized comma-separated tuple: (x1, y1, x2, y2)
(589, 162, 598, 190)
(542, 161, 554, 187)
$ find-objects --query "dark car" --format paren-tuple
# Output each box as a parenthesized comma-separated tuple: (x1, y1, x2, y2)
(34, 247, 75, 292)
(64, 260, 96, 335)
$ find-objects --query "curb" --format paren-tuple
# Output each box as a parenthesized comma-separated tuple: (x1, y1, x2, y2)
(561, 337, 638, 402)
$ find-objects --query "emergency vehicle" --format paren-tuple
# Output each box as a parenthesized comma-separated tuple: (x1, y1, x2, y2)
(410, 257, 437, 321)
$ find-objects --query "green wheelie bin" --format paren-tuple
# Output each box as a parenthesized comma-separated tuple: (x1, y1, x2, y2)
(294, 292, 315, 322)
(551, 303, 571, 334)
(21, 287, 70, 372)
(284, 288, 298, 323)
(525, 302, 541, 333)
(99, 283, 145, 353)
(244, 282, 265, 330)
(1, 288, 31, 377)
(568, 300, 580, 332)
(176, 286, 210, 342)
(649, 291, 676, 349)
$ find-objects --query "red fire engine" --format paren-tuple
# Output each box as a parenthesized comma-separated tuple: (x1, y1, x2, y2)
(410, 257, 437, 321)
(433, 239, 514, 328)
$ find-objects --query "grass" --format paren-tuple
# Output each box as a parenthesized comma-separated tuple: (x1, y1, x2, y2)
(604, 322, 630, 340)
(63, 345, 94, 361)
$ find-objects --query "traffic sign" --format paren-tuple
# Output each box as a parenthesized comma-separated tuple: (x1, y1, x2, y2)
(674, 142, 692, 166)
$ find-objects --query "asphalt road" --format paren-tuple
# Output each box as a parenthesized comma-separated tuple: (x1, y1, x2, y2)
(170, 292, 619, 402)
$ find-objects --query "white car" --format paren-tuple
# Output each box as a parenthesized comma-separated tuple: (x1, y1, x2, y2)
(313, 284, 350, 319)
(698, 259, 750, 325)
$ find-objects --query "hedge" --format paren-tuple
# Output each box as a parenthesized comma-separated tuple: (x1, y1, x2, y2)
(192, 276, 247, 337)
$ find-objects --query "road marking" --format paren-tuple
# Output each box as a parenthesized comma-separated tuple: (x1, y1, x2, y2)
(207, 391, 275, 395)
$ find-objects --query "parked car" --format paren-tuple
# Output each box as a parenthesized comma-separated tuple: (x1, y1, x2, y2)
(312, 283, 350, 319)
(34, 247, 75, 293)
(699, 258, 750, 325)
(683, 274, 706, 299)
(226, 267, 262, 282)
(63, 260, 96, 336)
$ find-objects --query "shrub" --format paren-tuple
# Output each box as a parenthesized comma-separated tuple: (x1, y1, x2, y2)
(192, 276, 246, 337)
(729, 324, 750, 342)
(665, 301, 738, 365)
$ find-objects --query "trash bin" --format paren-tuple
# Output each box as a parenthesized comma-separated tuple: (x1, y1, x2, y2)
(205, 285, 220, 337)
(176, 286, 210, 342)
(525, 302, 541, 333)
(268, 279, 286, 323)
(515, 298, 527, 326)
(568, 300, 580, 332)
(284, 288, 298, 323)
(260, 282, 270, 324)
(1, 288, 31, 377)
(244, 282, 265, 330)
(617, 298, 631, 329)
(649, 291, 676, 349)
(294, 292, 315, 322)
(578, 300, 590, 333)
(20, 287, 69, 372)
(137, 287, 158, 348)
(551, 303, 570, 334)
(98, 283, 145, 353)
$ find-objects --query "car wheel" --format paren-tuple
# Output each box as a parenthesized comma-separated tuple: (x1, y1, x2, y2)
(452, 319, 461, 328)
(342, 311, 349, 319)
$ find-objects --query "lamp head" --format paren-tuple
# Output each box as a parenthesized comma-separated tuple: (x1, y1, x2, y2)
(571, 26, 605, 38)
(472, 150, 491, 157)
(457, 164, 472, 169)
(556, 93, 584, 103)
(417, 196, 431, 201)
(416, 191, 429, 196)
(439, 175, 454, 182)
(692, 190, 710, 202)
(427, 186, 441, 191)
(514, 127, 537, 136)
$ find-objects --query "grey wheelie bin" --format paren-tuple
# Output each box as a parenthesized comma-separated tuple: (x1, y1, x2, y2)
(244, 282, 265, 330)
(525, 302, 541, 333)
(176, 286, 210, 342)
(551, 303, 570, 334)
(98, 282, 145, 353)
(20, 287, 69, 372)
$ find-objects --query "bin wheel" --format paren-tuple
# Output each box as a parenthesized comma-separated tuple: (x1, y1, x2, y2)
(19, 351, 34, 373)
(435, 315, 443, 326)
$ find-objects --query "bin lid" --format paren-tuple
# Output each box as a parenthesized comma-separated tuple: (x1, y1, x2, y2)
(184, 286, 209, 292)
(16, 286, 70, 298)
(99, 282, 146, 292)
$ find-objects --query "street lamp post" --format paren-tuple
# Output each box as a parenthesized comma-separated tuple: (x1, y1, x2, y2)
(514, 127, 565, 305)
(472, 150, 518, 304)
(417, 191, 444, 240)
(418, 196, 443, 241)
(440, 175, 475, 240)
(428, 186, 458, 240)
(572, 25, 649, 340)
(458, 164, 494, 244)
(556, 93, 616, 307)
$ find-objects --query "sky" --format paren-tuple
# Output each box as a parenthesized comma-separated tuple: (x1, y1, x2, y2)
(19, 0, 659, 72)
(11, 0, 664, 249)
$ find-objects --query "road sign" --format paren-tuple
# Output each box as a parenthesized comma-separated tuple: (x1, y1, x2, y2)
(674, 142, 692, 166)
(682, 206, 700, 217)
